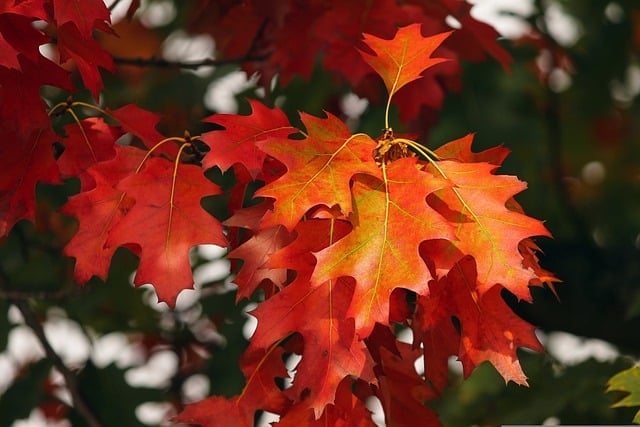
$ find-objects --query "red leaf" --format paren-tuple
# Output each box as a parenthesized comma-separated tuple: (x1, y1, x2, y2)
(57, 22, 114, 98)
(106, 157, 226, 305)
(175, 345, 291, 427)
(57, 117, 121, 189)
(0, 128, 61, 237)
(107, 104, 175, 155)
(377, 344, 442, 427)
(201, 99, 298, 179)
(417, 256, 543, 385)
(226, 224, 293, 301)
(249, 277, 368, 417)
(276, 377, 376, 426)
(52, 0, 111, 38)
(61, 145, 143, 283)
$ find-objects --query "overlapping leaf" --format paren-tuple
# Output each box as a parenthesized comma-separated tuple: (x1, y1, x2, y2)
(56, 117, 121, 189)
(201, 99, 298, 179)
(249, 277, 367, 417)
(425, 160, 551, 300)
(106, 157, 226, 305)
(256, 112, 381, 231)
(61, 145, 143, 284)
(0, 128, 61, 237)
(175, 345, 291, 427)
(416, 256, 543, 385)
(311, 158, 454, 337)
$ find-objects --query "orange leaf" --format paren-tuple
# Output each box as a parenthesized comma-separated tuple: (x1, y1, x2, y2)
(426, 160, 551, 301)
(312, 158, 454, 337)
(256, 111, 380, 231)
(359, 24, 450, 100)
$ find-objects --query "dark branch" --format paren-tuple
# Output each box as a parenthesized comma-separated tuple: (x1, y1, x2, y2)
(0, 288, 76, 300)
(112, 54, 268, 70)
(12, 299, 103, 427)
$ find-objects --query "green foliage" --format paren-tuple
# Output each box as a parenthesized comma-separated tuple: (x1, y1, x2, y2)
(608, 366, 640, 423)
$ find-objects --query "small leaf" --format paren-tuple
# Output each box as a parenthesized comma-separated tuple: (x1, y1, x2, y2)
(201, 99, 298, 179)
(358, 24, 450, 100)
(608, 366, 640, 423)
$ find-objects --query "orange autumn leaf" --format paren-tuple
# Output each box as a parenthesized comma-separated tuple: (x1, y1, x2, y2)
(311, 157, 454, 337)
(358, 23, 451, 100)
(256, 111, 380, 231)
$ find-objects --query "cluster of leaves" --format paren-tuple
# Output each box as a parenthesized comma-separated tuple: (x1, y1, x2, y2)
(0, 0, 584, 426)
(174, 24, 555, 425)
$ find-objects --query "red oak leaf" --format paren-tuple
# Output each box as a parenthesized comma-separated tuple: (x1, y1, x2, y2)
(276, 377, 376, 426)
(106, 157, 226, 305)
(52, 0, 111, 38)
(311, 158, 454, 337)
(57, 22, 114, 98)
(175, 345, 291, 427)
(376, 344, 441, 427)
(358, 24, 450, 100)
(417, 256, 543, 385)
(256, 111, 380, 231)
(249, 276, 368, 417)
(226, 224, 293, 301)
(438, 0, 512, 68)
(0, 55, 71, 138)
(0, 11, 48, 69)
(266, 218, 352, 284)
(201, 99, 298, 179)
(0, 128, 61, 237)
(106, 104, 177, 156)
(414, 311, 459, 394)
(57, 117, 121, 189)
(61, 145, 143, 283)
(434, 133, 509, 165)
(425, 159, 550, 301)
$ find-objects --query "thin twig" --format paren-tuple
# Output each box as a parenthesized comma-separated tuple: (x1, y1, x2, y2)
(112, 54, 268, 70)
(12, 299, 104, 427)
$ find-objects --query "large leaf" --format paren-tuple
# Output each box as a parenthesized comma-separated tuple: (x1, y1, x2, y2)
(106, 157, 226, 305)
(62, 145, 143, 284)
(0, 128, 61, 237)
(415, 256, 543, 385)
(311, 157, 454, 337)
(250, 277, 368, 417)
(426, 159, 551, 301)
(256, 111, 380, 231)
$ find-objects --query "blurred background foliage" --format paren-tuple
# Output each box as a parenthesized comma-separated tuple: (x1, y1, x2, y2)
(1, 0, 640, 425)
